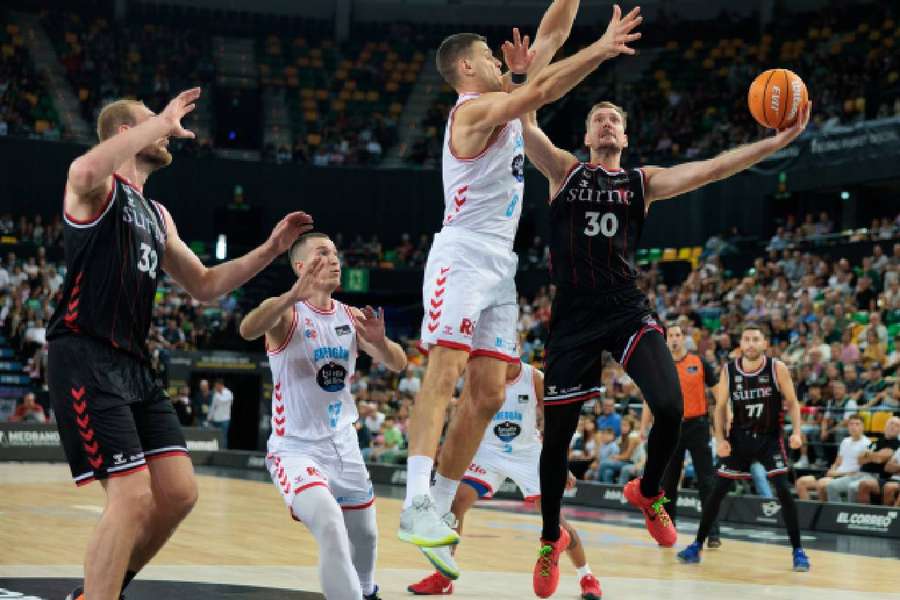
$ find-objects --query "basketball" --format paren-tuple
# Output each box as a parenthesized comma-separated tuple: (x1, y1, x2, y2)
(747, 69, 808, 129)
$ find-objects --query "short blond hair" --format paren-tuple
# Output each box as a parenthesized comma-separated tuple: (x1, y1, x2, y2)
(585, 101, 627, 131)
(96, 99, 144, 141)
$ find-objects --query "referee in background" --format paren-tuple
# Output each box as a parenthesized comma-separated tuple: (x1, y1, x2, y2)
(641, 322, 721, 547)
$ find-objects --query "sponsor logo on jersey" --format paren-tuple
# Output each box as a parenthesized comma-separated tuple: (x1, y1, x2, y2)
(565, 187, 634, 206)
(304, 328, 317, 339)
(759, 376, 769, 383)
(459, 318, 474, 337)
(335, 324, 352, 336)
(313, 346, 350, 362)
(687, 366, 699, 374)
(518, 394, 529, 404)
(468, 463, 487, 476)
(732, 386, 773, 401)
(493, 420, 522, 442)
(493, 410, 523, 421)
(316, 361, 348, 392)
(122, 193, 166, 245)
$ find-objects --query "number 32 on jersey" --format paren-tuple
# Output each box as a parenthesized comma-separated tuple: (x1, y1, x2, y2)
(583, 211, 619, 238)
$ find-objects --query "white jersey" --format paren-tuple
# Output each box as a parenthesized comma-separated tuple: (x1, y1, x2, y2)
(482, 362, 540, 454)
(441, 93, 525, 251)
(266, 299, 359, 446)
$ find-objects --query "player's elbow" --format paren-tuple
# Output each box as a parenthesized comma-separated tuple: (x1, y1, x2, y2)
(238, 319, 256, 341)
(67, 159, 99, 196)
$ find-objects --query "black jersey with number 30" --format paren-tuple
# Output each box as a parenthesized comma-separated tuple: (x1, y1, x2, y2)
(548, 163, 647, 291)
(726, 356, 784, 436)
(47, 174, 167, 362)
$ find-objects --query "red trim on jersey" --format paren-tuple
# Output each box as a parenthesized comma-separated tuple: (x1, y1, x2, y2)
(145, 450, 190, 462)
(113, 172, 144, 193)
(507, 361, 526, 386)
(303, 299, 336, 315)
(470, 349, 519, 364)
(447, 95, 510, 161)
(266, 305, 298, 355)
(293, 481, 329, 495)
(462, 476, 495, 497)
(64, 183, 115, 225)
(735, 356, 767, 377)
(549, 161, 582, 204)
(341, 497, 376, 511)
(544, 390, 603, 406)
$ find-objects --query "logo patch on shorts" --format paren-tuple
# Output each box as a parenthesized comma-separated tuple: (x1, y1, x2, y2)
(459, 318, 474, 337)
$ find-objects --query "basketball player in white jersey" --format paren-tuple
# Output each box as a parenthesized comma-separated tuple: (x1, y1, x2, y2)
(401, 2, 643, 576)
(239, 232, 407, 600)
(407, 360, 602, 599)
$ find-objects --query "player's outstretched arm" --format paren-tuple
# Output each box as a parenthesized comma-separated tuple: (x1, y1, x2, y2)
(160, 209, 313, 302)
(522, 111, 578, 193)
(521, 0, 582, 77)
(351, 306, 407, 372)
(458, 5, 641, 132)
(642, 102, 811, 205)
(67, 88, 200, 203)
(775, 360, 803, 450)
(239, 257, 325, 341)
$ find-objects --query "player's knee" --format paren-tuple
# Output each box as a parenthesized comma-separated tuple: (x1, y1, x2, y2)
(350, 510, 378, 547)
(469, 382, 505, 419)
(110, 484, 156, 520)
(163, 477, 199, 519)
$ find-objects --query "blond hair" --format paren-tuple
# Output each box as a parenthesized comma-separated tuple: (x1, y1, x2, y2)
(585, 101, 627, 131)
(96, 99, 144, 141)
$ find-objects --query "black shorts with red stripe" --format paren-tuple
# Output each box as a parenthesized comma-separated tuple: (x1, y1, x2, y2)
(544, 285, 661, 406)
(717, 429, 789, 480)
(49, 335, 188, 486)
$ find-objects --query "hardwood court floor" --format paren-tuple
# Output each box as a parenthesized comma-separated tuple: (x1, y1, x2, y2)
(2, 463, 898, 599)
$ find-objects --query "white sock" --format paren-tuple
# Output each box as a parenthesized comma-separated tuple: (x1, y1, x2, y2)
(431, 473, 460, 516)
(576, 565, 592, 579)
(404, 455, 434, 508)
(343, 505, 378, 596)
(292, 487, 362, 600)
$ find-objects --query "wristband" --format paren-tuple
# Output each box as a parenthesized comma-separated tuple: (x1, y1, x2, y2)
(511, 72, 527, 85)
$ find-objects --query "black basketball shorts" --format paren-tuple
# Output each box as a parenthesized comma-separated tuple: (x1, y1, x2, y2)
(48, 335, 188, 486)
(717, 429, 789, 480)
(544, 287, 663, 406)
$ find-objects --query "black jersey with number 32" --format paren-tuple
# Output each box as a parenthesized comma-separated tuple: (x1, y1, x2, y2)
(726, 356, 784, 436)
(548, 163, 647, 291)
(47, 174, 167, 362)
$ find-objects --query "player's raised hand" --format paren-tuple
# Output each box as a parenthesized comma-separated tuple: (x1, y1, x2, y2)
(267, 211, 315, 254)
(353, 306, 387, 346)
(774, 101, 812, 147)
(595, 5, 642, 59)
(501, 27, 535, 75)
(286, 256, 324, 302)
(716, 440, 732, 458)
(160, 87, 201, 139)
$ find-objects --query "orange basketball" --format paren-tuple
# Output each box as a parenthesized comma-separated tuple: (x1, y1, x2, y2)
(748, 69, 808, 129)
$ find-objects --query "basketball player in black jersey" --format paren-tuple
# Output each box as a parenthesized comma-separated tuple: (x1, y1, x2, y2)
(677, 324, 810, 571)
(522, 94, 810, 593)
(48, 88, 313, 600)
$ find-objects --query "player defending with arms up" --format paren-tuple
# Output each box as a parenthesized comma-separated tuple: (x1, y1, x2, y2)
(401, 1, 644, 580)
(50, 88, 313, 600)
(522, 81, 810, 595)
(240, 232, 407, 600)
(677, 324, 810, 571)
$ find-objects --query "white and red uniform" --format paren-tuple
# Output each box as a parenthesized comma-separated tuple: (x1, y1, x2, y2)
(419, 93, 525, 361)
(265, 299, 374, 516)
(463, 363, 542, 500)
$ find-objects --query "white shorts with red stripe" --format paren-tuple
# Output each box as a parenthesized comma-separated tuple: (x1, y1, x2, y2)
(266, 424, 374, 518)
(462, 442, 542, 500)
(419, 228, 519, 362)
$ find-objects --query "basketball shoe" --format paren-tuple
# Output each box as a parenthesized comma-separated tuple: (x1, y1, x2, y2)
(623, 478, 677, 547)
(533, 526, 571, 598)
(421, 543, 459, 580)
(792, 548, 810, 572)
(579, 573, 602, 599)
(65, 587, 125, 600)
(676, 541, 702, 564)
(399, 494, 460, 547)
(408, 572, 455, 595)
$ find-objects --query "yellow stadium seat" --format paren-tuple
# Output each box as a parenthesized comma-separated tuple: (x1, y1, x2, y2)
(677, 247, 691, 261)
(662, 248, 677, 261)
(859, 411, 873, 431)
(871, 412, 892, 433)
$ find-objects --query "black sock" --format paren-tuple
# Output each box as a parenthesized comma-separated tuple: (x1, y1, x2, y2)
(121, 569, 138, 593)
(621, 332, 684, 498)
(696, 477, 731, 545)
(772, 474, 802, 549)
(539, 400, 582, 541)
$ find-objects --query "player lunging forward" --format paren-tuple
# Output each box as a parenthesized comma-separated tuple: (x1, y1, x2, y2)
(240, 232, 408, 600)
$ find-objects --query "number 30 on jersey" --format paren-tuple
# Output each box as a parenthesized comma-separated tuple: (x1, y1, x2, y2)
(583, 211, 619, 238)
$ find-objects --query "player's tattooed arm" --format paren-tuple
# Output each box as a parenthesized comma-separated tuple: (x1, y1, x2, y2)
(350, 306, 408, 372)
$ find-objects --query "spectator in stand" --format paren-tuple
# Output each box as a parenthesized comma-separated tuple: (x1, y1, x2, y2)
(883, 448, 900, 506)
(8, 392, 47, 423)
(172, 386, 193, 426)
(595, 416, 640, 483)
(796, 414, 872, 502)
(192, 379, 212, 426)
(595, 398, 621, 438)
(206, 379, 234, 446)
(856, 417, 900, 505)
(397, 365, 421, 401)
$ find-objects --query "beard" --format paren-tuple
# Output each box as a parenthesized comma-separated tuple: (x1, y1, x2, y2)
(137, 143, 173, 172)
